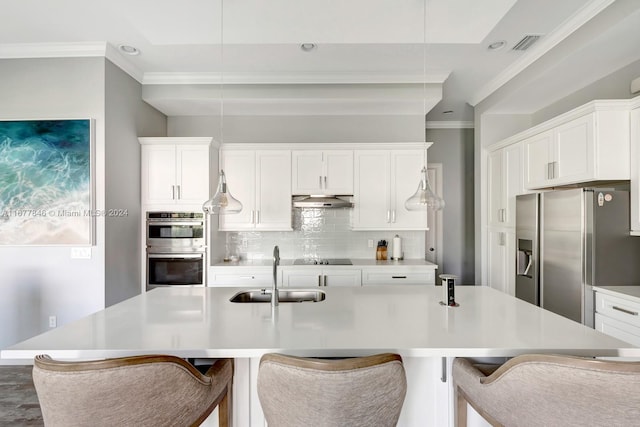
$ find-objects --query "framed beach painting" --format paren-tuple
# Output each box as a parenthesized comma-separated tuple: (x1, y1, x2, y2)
(0, 119, 94, 245)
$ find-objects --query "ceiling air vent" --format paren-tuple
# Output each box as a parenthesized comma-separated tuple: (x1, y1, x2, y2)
(512, 35, 542, 51)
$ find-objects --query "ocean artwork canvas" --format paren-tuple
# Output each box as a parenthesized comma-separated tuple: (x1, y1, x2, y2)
(0, 119, 93, 245)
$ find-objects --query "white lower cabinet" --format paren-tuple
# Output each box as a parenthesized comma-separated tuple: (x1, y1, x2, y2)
(595, 289, 640, 346)
(361, 267, 436, 285)
(281, 268, 362, 287)
(209, 266, 273, 287)
(631, 106, 640, 235)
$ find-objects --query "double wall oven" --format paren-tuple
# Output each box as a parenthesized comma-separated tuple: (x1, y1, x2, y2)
(146, 212, 206, 291)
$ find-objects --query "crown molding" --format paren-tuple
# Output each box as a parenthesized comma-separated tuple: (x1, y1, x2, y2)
(468, 0, 616, 107)
(0, 42, 107, 58)
(426, 121, 474, 129)
(632, 76, 640, 95)
(142, 71, 451, 85)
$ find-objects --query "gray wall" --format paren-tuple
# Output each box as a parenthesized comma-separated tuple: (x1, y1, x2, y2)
(425, 128, 475, 284)
(104, 61, 166, 306)
(0, 58, 166, 355)
(168, 115, 425, 142)
(0, 58, 106, 351)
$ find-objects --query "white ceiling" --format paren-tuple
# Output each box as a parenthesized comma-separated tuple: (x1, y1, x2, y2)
(1, 0, 639, 122)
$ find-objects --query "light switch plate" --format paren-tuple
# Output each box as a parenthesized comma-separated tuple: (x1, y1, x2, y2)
(71, 247, 92, 259)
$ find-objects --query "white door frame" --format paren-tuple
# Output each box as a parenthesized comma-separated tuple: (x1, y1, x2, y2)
(426, 163, 444, 275)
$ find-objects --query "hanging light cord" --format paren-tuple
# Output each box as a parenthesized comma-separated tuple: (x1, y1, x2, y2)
(220, 0, 224, 146)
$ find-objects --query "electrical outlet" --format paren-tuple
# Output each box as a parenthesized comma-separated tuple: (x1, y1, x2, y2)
(71, 247, 92, 259)
(49, 316, 57, 328)
(368, 239, 374, 248)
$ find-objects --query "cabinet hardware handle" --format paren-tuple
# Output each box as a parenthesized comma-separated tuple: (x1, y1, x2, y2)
(319, 176, 323, 188)
(323, 275, 327, 287)
(176, 185, 181, 200)
(612, 306, 638, 316)
(324, 176, 327, 188)
(553, 161, 558, 179)
(499, 232, 505, 246)
(392, 210, 396, 223)
(172, 185, 176, 200)
(386, 210, 390, 223)
(392, 276, 407, 279)
(250, 210, 255, 224)
(546, 163, 551, 180)
(256, 210, 260, 224)
(318, 275, 322, 287)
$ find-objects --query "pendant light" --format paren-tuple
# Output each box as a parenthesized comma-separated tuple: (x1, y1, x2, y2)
(203, 170, 242, 214)
(405, 0, 444, 212)
(405, 166, 444, 211)
(202, 0, 242, 215)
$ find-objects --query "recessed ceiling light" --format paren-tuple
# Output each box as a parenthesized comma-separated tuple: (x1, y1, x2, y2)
(443, 110, 454, 114)
(118, 44, 140, 56)
(487, 40, 506, 51)
(300, 43, 317, 52)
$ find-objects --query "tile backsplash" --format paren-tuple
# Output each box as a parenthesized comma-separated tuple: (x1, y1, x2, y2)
(224, 208, 425, 260)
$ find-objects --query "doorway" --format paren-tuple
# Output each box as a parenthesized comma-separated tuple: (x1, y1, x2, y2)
(425, 163, 443, 278)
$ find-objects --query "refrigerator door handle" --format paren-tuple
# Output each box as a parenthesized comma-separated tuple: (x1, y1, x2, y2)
(517, 250, 533, 277)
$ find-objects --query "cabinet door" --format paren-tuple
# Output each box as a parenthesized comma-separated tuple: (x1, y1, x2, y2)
(282, 269, 324, 288)
(255, 150, 292, 231)
(324, 150, 354, 195)
(487, 229, 507, 293)
(631, 108, 640, 234)
(391, 150, 428, 229)
(141, 145, 177, 205)
(524, 130, 553, 189)
(291, 151, 324, 194)
(352, 150, 391, 229)
(323, 269, 361, 286)
(555, 113, 594, 184)
(219, 150, 256, 231)
(503, 144, 523, 227)
(175, 145, 210, 205)
(487, 150, 504, 227)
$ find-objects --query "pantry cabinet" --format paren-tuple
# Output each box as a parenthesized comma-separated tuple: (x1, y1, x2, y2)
(292, 150, 353, 195)
(140, 137, 212, 207)
(630, 106, 640, 235)
(219, 149, 292, 231)
(352, 147, 429, 230)
(488, 143, 523, 228)
(524, 107, 630, 189)
(487, 228, 516, 296)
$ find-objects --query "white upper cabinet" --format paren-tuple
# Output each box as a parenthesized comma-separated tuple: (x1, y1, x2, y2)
(292, 150, 353, 195)
(488, 143, 523, 228)
(140, 137, 211, 207)
(523, 106, 630, 189)
(352, 147, 428, 230)
(631, 106, 640, 235)
(219, 149, 292, 231)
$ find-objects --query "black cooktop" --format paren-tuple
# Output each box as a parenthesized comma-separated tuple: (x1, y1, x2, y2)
(293, 258, 353, 265)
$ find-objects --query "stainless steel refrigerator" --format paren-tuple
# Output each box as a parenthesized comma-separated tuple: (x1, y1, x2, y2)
(515, 188, 640, 327)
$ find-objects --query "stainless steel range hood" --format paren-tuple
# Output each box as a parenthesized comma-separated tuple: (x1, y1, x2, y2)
(293, 195, 353, 208)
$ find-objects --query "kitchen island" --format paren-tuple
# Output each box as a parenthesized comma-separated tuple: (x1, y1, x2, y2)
(3, 285, 638, 426)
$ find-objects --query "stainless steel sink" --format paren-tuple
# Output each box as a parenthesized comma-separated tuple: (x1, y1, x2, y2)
(230, 289, 326, 303)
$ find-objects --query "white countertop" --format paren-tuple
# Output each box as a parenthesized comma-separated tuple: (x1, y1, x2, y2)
(3, 285, 637, 360)
(594, 286, 640, 304)
(212, 259, 437, 268)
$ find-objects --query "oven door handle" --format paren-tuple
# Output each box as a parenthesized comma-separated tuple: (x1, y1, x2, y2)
(147, 221, 204, 227)
(147, 253, 204, 259)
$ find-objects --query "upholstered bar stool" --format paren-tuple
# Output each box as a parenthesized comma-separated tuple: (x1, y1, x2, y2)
(32, 354, 233, 427)
(453, 354, 640, 427)
(257, 352, 407, 427)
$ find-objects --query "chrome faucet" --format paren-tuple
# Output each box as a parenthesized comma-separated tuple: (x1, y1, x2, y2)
(272, 245, 280, 307)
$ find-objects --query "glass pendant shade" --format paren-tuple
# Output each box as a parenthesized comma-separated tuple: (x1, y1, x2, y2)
(405, 167, 445, 211)
(203, 170, 242, 215)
